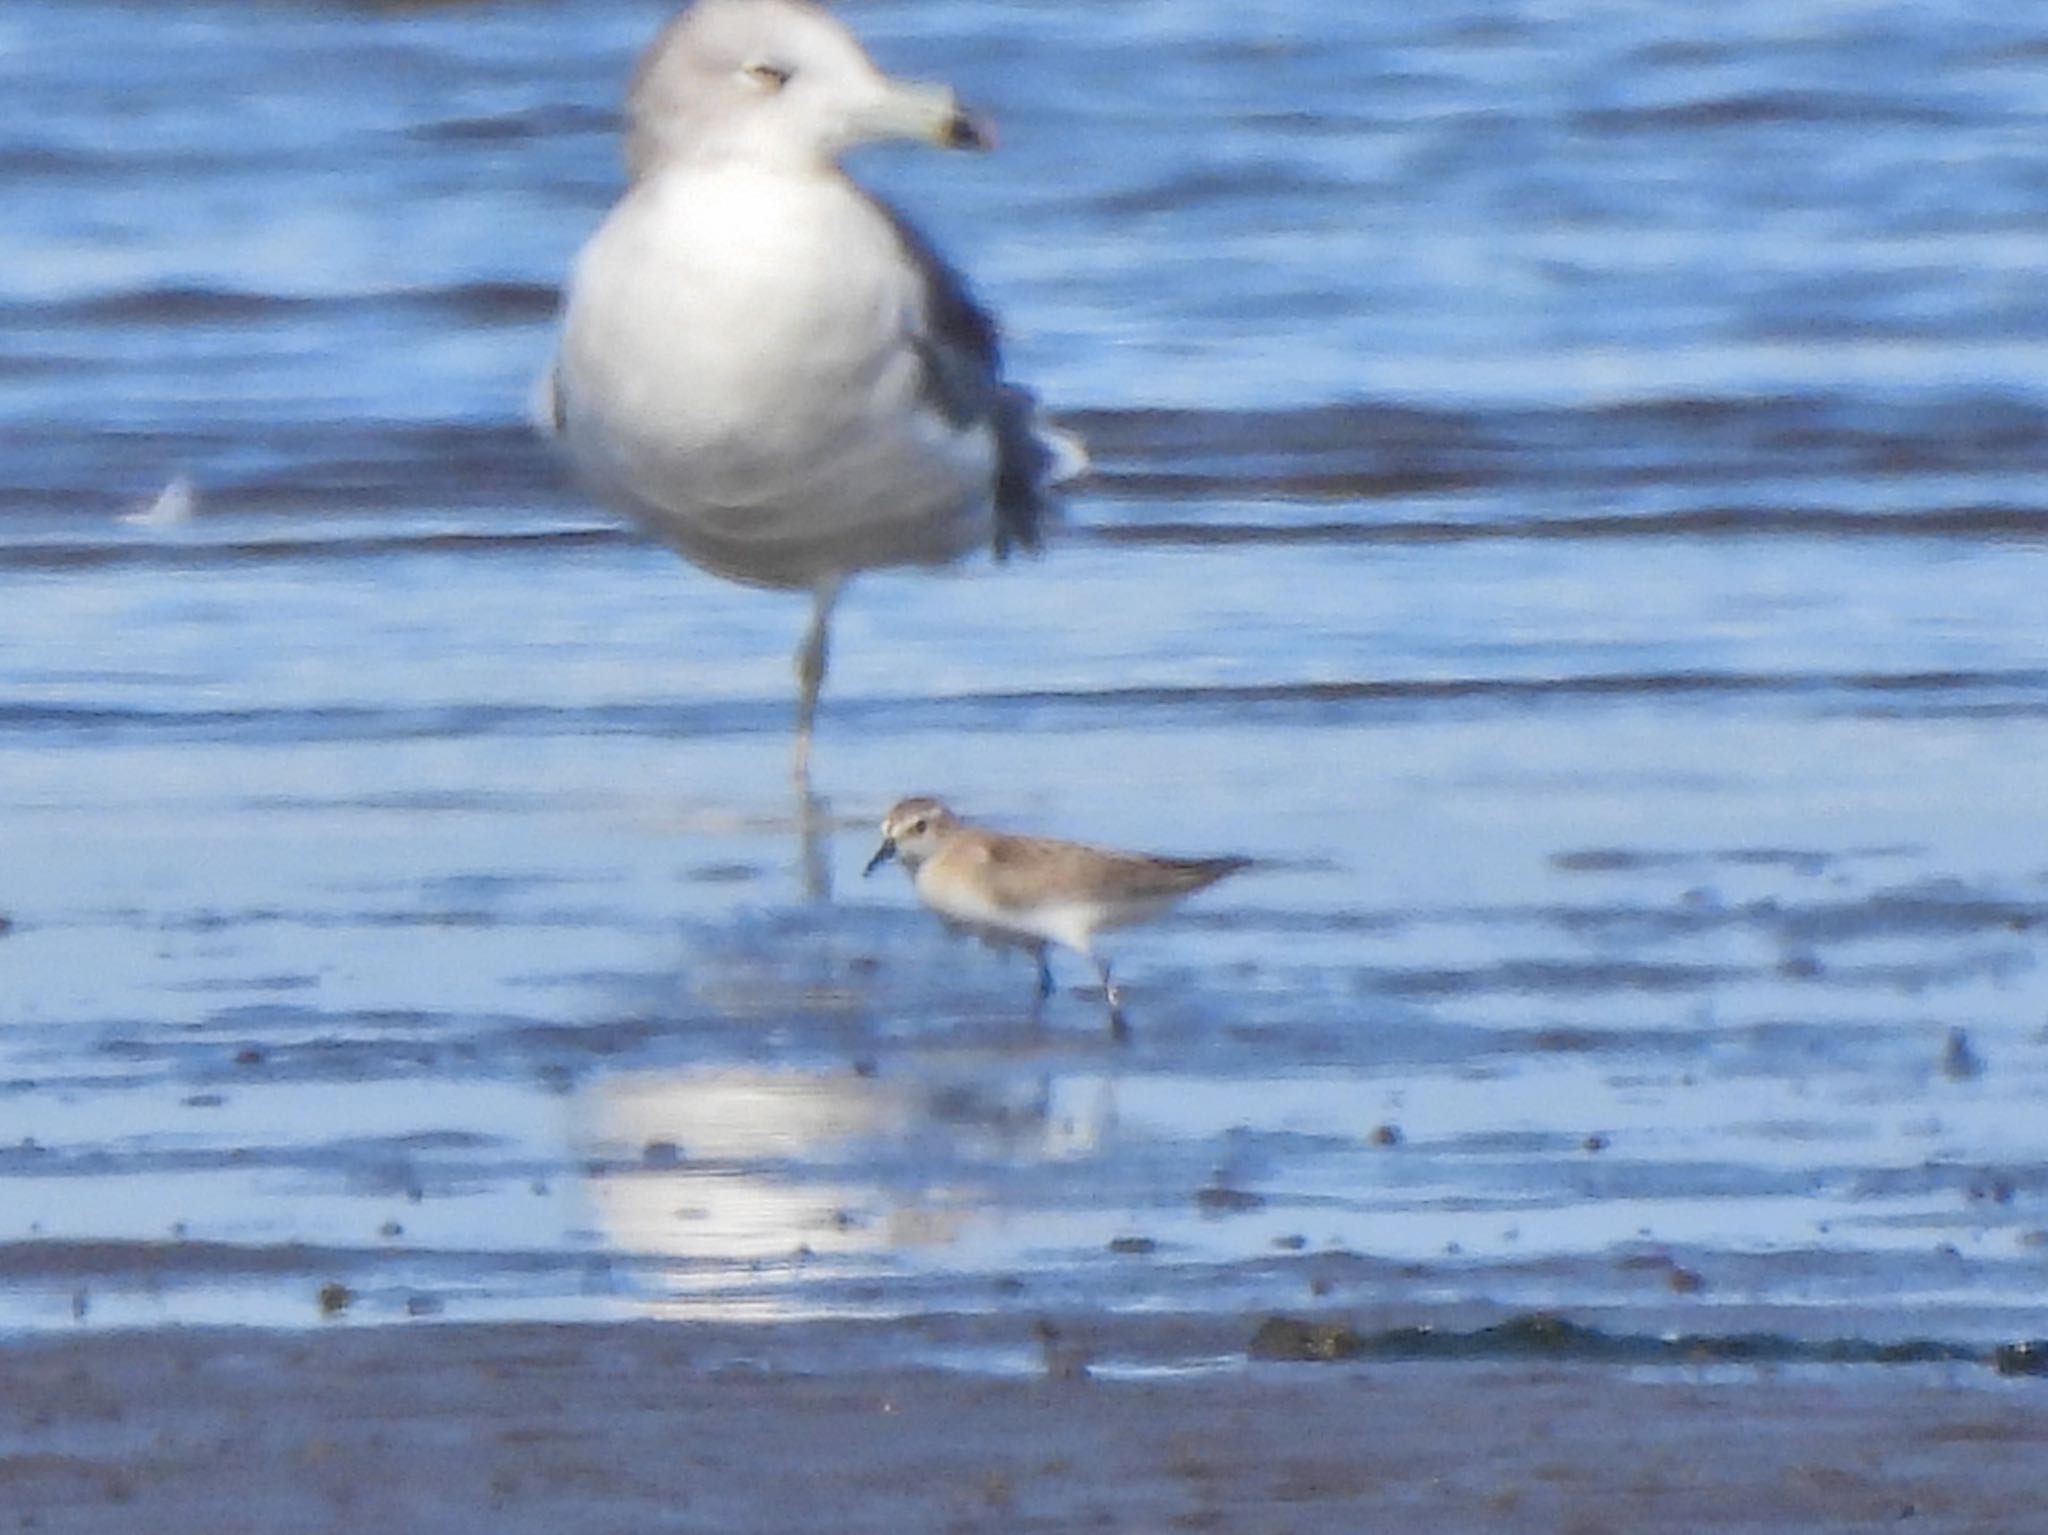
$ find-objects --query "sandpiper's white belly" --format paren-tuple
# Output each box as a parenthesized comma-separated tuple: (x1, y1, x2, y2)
(914, 866, 1109, 955)
(557, 166, 996, 590)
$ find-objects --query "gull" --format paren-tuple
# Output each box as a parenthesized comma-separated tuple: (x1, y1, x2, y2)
(544, 0, 1081, 781)
(863, 797, 1251, 1041)
(120, 472, 198, 529)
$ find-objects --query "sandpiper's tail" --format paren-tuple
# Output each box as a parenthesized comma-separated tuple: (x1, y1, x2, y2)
(994, 387, 1088, 560)
(1143, 854, 1254, 898)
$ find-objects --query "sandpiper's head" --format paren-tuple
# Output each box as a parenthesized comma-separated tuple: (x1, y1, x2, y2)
(863, 796, 960, 877)
(626, 0, 992, 179)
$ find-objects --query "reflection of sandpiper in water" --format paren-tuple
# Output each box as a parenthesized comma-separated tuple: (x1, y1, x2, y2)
(865, 798, 1252, 1040)
(542, 0, 1083, 784)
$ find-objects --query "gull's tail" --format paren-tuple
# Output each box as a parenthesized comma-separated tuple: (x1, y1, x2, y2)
(528, 361, 566, 440)
(993, 387, 1088, 560)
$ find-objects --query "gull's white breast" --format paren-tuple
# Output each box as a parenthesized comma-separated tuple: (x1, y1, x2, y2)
(557, 166, 996, 590)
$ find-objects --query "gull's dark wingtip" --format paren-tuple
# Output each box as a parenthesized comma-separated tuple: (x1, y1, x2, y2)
(993, 388, 1087, 561)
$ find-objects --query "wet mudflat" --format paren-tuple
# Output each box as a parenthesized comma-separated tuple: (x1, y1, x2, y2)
(3, 1320, 2045, 1534)
(5, 0, 2048, 1525)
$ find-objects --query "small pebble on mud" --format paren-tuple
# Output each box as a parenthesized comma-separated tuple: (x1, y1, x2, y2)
(1993, 1340, 2048, 1377)
(1941, 1027, 1983, 1081)
(1195, 1185, 1265, 1215)
(1249, 1316, 1362, 1362)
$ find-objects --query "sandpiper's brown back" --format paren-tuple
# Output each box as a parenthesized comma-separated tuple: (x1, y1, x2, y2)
(964, 833, 1249, 911)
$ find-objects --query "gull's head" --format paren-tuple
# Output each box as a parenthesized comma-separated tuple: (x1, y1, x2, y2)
(863, 796, 960, 877)
(626, 0, 992, 178)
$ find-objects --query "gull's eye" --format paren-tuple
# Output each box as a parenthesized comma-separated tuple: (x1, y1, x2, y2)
(743, 60, 794, 90)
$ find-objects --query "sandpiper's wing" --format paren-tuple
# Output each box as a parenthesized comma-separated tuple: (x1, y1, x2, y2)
(1092, 852, 1251, 902)
(872, 196, 1086, 559)
(972, 834, 1249, 909)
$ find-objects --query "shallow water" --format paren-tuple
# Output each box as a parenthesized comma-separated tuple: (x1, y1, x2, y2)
(3, 0, 2047, 1351)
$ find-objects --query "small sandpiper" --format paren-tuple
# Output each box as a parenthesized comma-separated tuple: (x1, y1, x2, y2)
(863, 797, 1250, 1040)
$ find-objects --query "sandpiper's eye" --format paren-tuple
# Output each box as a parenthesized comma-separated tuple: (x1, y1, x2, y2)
(909, 818, 927, 835)
(744, 60, 793, 90)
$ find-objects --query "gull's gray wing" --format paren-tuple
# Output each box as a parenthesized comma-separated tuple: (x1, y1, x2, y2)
(872, 197, 1081, 558)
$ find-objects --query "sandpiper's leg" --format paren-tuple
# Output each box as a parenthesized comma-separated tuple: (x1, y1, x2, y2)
(1034, 945, 1055, 1003)
(792, 577, 842, 784)
(1091, 954, 1129, 1043)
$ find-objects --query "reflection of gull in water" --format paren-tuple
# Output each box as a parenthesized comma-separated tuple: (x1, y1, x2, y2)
(544, 0, 1083, 781)
(582, 1069, 929, 1272)
(120, 472, 198, 529)
(573, 1064, 1113, 1315)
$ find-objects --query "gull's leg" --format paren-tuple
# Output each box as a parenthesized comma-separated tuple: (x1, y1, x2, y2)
(797, 785, 831, 905)
(792, 577, 842, 786)
(1090, 952, 1129, 1044)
